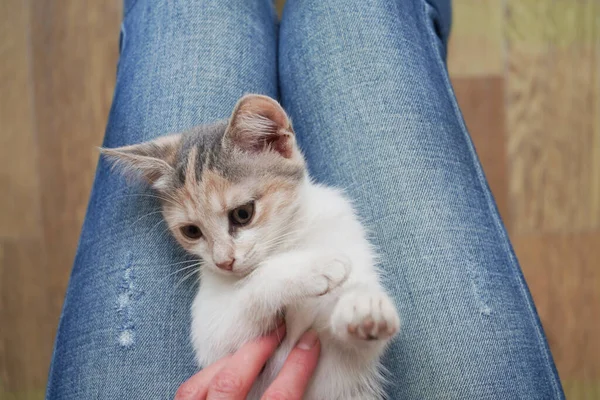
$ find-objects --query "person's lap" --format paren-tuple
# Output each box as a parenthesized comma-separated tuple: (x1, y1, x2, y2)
(46, 0, 564, 399)
(45, 1, 278, 398)
(279, 0, 562, 398)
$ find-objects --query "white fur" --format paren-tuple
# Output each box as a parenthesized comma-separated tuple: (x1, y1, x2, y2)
(190, 178, 400, 400)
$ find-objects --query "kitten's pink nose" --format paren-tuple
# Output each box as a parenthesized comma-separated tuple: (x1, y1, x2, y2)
(216, 259, 235, 271)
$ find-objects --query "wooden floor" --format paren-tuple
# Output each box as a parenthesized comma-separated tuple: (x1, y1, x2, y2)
(1, 0, 598, 399)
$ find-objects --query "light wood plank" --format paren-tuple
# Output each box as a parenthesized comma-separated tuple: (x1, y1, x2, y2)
(275, 0, 285, 18)
(453, 77, 509, 229)
(0, 0, 51, 396)
(0, 0, 40, 239)
(592, 6, 600, 230)
(506, 0, 600, 234)
(514, 233, 600, 395)
(447, 0, 503, 77)
(0, 239, 52, 392)
(29, 0, 121, 336)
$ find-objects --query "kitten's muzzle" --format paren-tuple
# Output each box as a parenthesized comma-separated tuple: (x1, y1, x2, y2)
(216, 259, 235, 271)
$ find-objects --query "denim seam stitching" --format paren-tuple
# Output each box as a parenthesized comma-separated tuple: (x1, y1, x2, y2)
(417, 1, 563, 398)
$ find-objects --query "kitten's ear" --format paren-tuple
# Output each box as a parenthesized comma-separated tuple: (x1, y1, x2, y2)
(100, 134, 181, 189)
(224, 94, 296, 159)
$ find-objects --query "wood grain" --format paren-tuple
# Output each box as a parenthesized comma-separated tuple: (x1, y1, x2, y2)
(447, 0, 503, 77)
(29, 0, 121, 337)
(0, 240, 51, 392)
(1, 0, 120, 397)
(513, 233, 600, 395)
(0, 0, 40, 239)
(453, 77, 509, 228)
(0, 0, 51, 393)
(505, 0, 600, 234)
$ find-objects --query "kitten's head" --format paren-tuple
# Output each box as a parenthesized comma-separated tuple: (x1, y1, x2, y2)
(102, 95, 306, 276)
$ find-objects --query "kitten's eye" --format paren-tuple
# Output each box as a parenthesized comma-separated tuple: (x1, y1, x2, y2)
(180, 224, 202, 239)
(230, 201, 255, 226)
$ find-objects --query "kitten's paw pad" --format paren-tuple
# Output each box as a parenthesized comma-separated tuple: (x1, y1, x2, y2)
(332, 291, 400, 341)
(313, 256, 351, 296)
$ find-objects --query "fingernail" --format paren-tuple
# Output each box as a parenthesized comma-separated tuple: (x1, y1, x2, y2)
(296, 329, 318, 350)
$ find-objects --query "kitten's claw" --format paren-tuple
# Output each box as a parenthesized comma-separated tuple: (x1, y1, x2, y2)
(332, 290, 400, 342)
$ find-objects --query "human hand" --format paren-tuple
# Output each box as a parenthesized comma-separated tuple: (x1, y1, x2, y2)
(175, 324, 320, 400)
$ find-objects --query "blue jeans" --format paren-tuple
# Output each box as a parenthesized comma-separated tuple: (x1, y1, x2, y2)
(46, 0, 564, 398)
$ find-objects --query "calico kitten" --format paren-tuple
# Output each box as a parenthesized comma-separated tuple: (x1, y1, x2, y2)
(102, 95, 400, 400)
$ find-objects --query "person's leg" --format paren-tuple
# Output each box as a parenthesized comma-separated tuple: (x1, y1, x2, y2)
(45, 1, 277, 399)
(279, 0, 564, 399)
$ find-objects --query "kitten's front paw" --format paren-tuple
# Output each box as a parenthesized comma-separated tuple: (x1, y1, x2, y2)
(312, 256, 351, 297)
(331, 290, 400, 342)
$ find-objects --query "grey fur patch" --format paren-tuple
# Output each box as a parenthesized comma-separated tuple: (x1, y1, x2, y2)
(174, 120, 228, 186)
(171, 119, 305, 188)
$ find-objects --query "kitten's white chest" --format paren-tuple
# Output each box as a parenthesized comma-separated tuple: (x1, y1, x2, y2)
(191, 283, 259, 365)
(190, 280, 316, 364)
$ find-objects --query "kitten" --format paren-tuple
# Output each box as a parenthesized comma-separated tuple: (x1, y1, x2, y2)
(102, 95, 400, 400)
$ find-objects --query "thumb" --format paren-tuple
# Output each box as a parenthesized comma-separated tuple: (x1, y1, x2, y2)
(261, 329, 320, 400)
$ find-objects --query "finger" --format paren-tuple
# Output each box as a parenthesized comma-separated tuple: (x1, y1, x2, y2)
(207, 323, 286, 399)
(261, 329, 320, 400)
(174, 356, 232, 400)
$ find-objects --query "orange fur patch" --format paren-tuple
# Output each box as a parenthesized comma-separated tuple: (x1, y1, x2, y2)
(201, 169, 232, 211)
(254, 179, 298, 225)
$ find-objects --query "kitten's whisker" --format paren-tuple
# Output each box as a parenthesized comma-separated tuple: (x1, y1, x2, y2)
(175, 268, 201, 290)
(260, 239, 291, 253)
(130, 190, 180, 203)
(142, 262, 204, 298)
(147, 218, 167, 236)
(130, 210, 165, 226)
(135, 259, 199, 268)
(175, 269, 198, 286)
(264, 240, 291, 253)
(124, 193, 180, 208)
(260, 227, 302, 243)
(243, 243, 257, 260)
(263, 229, 294, 241)
(171, 264, 200, 276)
(157, 263, 202, 284)
(145, 224, 179, 243)
(260, 238, 286, 249)
(268, 231, 299, 243)
(260, 229, 302, 248)
(156, 224, 174, 238)
(338, 181, 362, 193)
(124, 193, 174, 203)
(158, 259, 202, 268)
(262, 230, 305, 250)
(147, 217, 177, 239)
